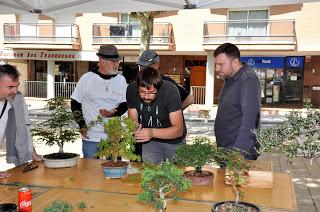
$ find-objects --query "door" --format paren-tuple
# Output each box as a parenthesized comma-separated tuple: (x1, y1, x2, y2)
(190, 66, 206, 104)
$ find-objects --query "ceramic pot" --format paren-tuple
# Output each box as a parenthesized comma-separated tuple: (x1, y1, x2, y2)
(102, 161, 129, 179)
(212, 201, 261, 212)
(184, 170, 214, 185)
(42, 153, 79, 168)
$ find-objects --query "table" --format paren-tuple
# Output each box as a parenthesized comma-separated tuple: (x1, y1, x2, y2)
(0, 159, 296, 212)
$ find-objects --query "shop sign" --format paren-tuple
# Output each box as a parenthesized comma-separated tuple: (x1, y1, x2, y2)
(0, 49, 99, 61)
(241, 56, 284, 68)
(286, 56, 304, 68)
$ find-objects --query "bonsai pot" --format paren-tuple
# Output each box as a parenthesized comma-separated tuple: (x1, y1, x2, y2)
(101, 161, 129, 179)
(0, 203, 17, 212)
(212, 201, 261, 212)
(42, 153, 79, 168)
(183, 170, 214, 186)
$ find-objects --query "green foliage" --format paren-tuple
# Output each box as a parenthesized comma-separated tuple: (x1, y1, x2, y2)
(254, 102, 320, 161)
(44, 200, 87, 212)
(44, 200, 72, 212)
(97, 116, 141, 162)
(174, 137, 217, 172)
(32, 97, 79, 153)
(138, 161, 191, 210)
(76, 201, 87, 209)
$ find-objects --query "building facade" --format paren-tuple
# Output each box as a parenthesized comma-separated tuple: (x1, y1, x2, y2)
(1, 3, 320, 107)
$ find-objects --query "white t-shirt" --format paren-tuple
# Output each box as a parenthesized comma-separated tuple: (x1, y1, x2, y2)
(71, 72, 127, 142)
(0, 100, 12, 146)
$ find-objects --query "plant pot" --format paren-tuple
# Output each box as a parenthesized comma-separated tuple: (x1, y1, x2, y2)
(0, 203, 17, 212)
(101, 161, 129, 179)
(183, 170, 213, 186)
(42, 153, 79, 169)
(212, 201, 261, 212)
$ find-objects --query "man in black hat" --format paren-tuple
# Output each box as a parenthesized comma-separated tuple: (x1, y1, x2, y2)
(71, 45, 127, 159)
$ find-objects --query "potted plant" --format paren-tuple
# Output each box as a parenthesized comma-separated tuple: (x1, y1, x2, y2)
(97, 116, 141, 178)
(138, 160, 192, 212)
(32, 97, 80, 168)
(174, 136, 217, 185)
(212, 149, 261, 212)
(254, 100, 320, 162)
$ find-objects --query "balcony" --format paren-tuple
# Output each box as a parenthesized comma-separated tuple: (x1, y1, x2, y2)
(3, 23, 80, 50)
(92, 22, 174, 51)
(203, 19, 296, 51)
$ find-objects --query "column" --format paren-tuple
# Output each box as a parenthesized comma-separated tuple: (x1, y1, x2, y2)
(53, 14, 76, 43)
(47, 60, 55, 99)
(205, 51, 214, 106)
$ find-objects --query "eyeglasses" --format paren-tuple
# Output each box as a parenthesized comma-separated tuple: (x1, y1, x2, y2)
(106, 60, 120, 63)
(139, 89, 157, 96)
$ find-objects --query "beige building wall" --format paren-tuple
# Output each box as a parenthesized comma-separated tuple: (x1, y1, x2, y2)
(0, 15, 16, 48)
(76, 13, 118, 51)
(270, 2, 320, 53)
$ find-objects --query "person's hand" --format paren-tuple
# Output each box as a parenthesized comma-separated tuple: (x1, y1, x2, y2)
(135, 127, 153, 143)
(80, 128, 89, 139)
(0, 171, 10, 179)
(99, 108, 117, 118)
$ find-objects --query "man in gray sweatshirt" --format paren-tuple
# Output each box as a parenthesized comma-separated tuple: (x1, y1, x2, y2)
(0, 64, 41, 178)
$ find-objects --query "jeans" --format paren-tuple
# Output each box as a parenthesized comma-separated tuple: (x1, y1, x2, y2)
(82, 140, 99, 159)
(142, 140, 184, 164)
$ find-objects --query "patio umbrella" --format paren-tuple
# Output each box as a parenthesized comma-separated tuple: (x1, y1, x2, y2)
(0, 0, 320, 16)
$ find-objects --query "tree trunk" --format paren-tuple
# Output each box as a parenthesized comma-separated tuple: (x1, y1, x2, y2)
(58, 145, 64, 153)
(130, 11, 161, 53)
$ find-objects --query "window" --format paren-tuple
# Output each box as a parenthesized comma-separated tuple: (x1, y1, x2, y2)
(228, 10, 268, 36)
(120, 13, 140, 37)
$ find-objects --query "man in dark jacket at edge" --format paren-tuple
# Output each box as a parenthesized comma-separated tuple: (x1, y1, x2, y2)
(214, 43, 261, 161)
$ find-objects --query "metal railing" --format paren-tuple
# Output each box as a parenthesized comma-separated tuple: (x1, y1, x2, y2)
(191, 86, 206, 104)
(22, 81, 77, 99)
(203, 19, 296, 44)
(22, 81, 47, 98)
(92, 22, 173, 45)
(4, 23, 80, 44)
(54, 82, 77, 98)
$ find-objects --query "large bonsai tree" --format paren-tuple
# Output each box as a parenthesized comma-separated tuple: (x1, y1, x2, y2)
(254, 100, 320, 162)
(32, 97, 79, 155)
(138, 160, 191, 212)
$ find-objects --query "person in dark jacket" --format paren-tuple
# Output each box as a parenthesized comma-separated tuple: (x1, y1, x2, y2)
(214, 43, 261, 160)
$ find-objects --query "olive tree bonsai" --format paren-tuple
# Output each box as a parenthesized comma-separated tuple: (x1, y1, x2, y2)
(32, 97, 79, 160)
(174, 136, 217, 185)
(254, 100, 320, 162)
(138, 160, 191, 212)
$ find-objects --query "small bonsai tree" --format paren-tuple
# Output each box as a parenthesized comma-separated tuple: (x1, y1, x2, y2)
(214, 148, 254, 211)
(254, 100, 320, 163)
(174, 137, 217, 172)
(174, 137, 217, 185)
(138, 160, 191, 212)
(97, 116, 141, 163)
(32, 97, 79, 158)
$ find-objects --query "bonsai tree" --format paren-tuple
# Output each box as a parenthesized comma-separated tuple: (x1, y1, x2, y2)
(254, 100, 320, 163)
(32, 97, 79, 159)
(138, 160, 191, 212)
(174, 136, 217, 185)
(213, 149, 259, 212)
(97, 116, 141, 164)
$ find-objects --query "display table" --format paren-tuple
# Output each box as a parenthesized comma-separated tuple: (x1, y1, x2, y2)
(0, 159, 296, 211)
